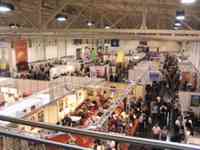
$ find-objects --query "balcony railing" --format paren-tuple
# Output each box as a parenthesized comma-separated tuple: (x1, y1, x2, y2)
(0, 115, 199, 150)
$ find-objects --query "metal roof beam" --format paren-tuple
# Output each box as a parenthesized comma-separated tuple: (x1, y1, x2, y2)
(43, 0, 84, 29)
(64, 4, 91, 29)
(11, 0, 39, 31)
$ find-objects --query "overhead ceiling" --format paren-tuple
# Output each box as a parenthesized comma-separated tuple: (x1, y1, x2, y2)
(0, 0, 200, 31)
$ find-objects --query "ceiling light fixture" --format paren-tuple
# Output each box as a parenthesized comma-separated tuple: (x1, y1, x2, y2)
(176, 10, 185, 20)
(105, 25, 111, 29)
(174, 26, 179, 30)
(87, 21, 93, 27)
(0, 2, 15, 13)
(9, 23, 20, 29)
(175, 21, 182, 27)
(133, 55, 140, 60)
(56, 15, 67, 22)
(181, 0, 196, 4)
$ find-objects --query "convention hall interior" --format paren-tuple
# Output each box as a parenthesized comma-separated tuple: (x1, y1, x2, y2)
(0, 0, 200, 150)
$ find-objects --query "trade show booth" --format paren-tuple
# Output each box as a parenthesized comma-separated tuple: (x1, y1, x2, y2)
(0, 78, 49, 108)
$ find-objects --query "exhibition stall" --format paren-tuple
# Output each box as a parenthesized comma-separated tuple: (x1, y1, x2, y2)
(16, 56, 80, 81)
(18, 81, 140, 149)
(48, 76, 104, 101)
(0, 57, 148, 150)
(0, 93, 50, 125)
(0, 78, 51, 126)
(179, 92, 200, 118)
(128, 61, 161, 84)
(178, 91, 200, 146)
(179, 61, 198, 91)
(50, 61, 81, 80)
(22, 89, 87, 124)
(16, 46, 148, 83)
(0, 78, 48, 107)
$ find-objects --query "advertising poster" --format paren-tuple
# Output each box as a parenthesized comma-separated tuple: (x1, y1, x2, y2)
(15, 39, 28, 71)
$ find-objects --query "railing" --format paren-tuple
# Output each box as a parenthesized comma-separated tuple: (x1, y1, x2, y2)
(0, 128, 87, 150)
(0, 115, 199, 150)
(88, 93, 126, 129)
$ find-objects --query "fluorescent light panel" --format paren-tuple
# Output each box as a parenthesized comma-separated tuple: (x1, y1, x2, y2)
(87, 22, 93, 26)
(105, 26, 110, 29)
(175, 22, 182, 27)
(57, 16, 66, 22)
(0, 3, 15, 12)
(176, 15, 185, 20)
(56, 14, 67, 22)
(176, 10, 185, 20)
(181, 0, 196, 4)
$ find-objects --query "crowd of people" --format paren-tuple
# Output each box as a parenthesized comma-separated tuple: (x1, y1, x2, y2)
(14, 53, 197, 150)
(105, 54, 195, 148)
(13, 50, 146, 83)
(17, 62, 54, 80)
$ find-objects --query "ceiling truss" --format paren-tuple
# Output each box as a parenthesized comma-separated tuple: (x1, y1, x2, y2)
(0, 0, 199, 31)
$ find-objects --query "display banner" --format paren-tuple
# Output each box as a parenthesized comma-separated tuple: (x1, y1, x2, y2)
(15, 39, 28, 71)
(116, 50, 125, 63)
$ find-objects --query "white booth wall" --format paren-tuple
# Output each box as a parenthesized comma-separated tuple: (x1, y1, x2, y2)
(27, 39, 181, 61)
(188, 42, 200, 72)
(1, 38, 181, 70)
